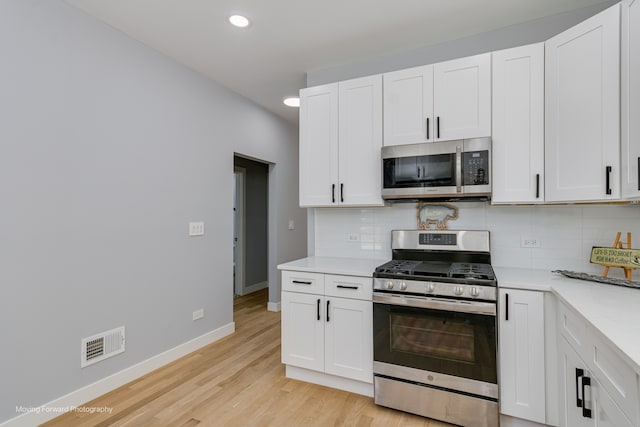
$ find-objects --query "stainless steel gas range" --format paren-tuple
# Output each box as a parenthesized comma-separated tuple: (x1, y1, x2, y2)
(372, 230, 498, 427)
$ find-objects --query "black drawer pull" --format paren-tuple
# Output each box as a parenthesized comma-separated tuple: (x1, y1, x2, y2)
(332, 184, 335, 203)
(317, 299, 320, 321)
(426, 117, 430, 139)
(436, 116, 440, 139)
(535, 174, 540, 198)
(292, 280, 312, 285)
(505, 293, 509, 321)
(340, 183, 344, 203)
(575, 368, 584, 408)
(337, 285, 359, 290)
(326, 300, 330, 322)
(605, 166, 612, 195)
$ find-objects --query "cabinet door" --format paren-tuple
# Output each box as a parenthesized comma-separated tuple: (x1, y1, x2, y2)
(281, 291, 324, 372)
(622, 0, 640, 199)
(338, 75, 384, 206)
(545, 4, 620, 202)
(383, 65, 434, 146)
(433, 53, 491, 141)
(499, 289, 546, 423)
(324, 297, 372, 383)
(299, 83, 339, 207)
(559, 337, 593, 427)
(492, 43, 545, 204)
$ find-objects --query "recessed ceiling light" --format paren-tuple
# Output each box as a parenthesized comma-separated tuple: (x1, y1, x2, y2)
(283, 97, 300, 108)
(229, 14, 250, 28)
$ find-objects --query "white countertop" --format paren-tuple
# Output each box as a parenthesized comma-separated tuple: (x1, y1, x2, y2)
(278, 256, 388, 278)
(496, 267, 640, 373)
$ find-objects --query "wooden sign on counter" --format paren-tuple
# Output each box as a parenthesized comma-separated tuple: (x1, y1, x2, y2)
(590, 232, 638, 280)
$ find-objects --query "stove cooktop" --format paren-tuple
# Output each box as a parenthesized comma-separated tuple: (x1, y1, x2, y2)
(374, 260, 496, 283)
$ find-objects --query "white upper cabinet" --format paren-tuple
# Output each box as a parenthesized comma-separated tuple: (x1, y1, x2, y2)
(299, 76, 383, 207)
(492, 43, 545, 204)
(299, 83, 339, 207)
(545, 4, 620, 202)
(383, 65, 434, 145)
(622, 0, 640, 199)
(433, 53, 492, 141)
(383, 53, 491, 146)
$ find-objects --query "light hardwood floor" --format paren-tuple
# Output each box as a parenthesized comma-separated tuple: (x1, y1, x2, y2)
(43, 289, 452, 427)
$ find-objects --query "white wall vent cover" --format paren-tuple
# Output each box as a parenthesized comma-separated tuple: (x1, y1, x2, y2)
(81, 326, 125, 368)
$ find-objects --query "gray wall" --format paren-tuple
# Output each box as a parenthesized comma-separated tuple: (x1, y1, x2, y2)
(0, 0, 306, 422)
(234, 156, 268, 288)
(307, 1, 617, 86)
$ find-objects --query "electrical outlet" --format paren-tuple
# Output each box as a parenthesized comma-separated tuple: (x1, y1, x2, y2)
(347, 233, 360, 242)
(521, 237, 541, 248)
(189, 222, 205, 236)
(192, 309, 204, 321)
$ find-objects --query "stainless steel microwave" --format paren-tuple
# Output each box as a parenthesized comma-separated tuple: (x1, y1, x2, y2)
(381, 138, 491, 200)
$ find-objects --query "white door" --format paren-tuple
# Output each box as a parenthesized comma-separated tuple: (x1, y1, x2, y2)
(383, 64, 434, 146)
(559, 337, 593, 427)
(492, 43, 545, 204)
(324, 297, 372, 383)
(281, 291, 324, 372)
(299, 83, 339, 207)
(433, 53, 491, 141)
(622, 0, 640, 199)
(545, 4, 620, 202)
(338, 75, 384, 206)
(499, 289, 546, 423)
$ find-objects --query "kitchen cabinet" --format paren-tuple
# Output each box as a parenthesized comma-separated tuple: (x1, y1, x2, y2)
(492, 43, 545, 204)
(299, 75, 383, 207)
(622, 0, 640, 199)
(383, 53, 491, 146)
(557, 301, 639, 427)
(498, 288, 546, 424)
(545, 4, 620, 202)
(281, 271, 373, 384)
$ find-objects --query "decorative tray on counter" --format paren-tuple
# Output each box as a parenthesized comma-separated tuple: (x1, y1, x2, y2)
(552, 270, 640, 289)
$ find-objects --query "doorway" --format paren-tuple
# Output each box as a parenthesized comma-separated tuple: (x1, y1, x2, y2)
(233, 155, 269, 298)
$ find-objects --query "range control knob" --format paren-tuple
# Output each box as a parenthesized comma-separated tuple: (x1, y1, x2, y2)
(454, 286, 464, 296)
(425, 283, 435, 293)
(399, 282, 407, 290)
(385, 280, 394, 290)
(470, 287, 480, 297)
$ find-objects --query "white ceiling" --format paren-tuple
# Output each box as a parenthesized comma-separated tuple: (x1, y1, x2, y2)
(64, 0, 610, 124)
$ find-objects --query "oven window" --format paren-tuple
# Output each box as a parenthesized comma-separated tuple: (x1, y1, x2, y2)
(390, 312, 475, 364)
(383, 154, 456, 188)
(374, 302, 497, 384)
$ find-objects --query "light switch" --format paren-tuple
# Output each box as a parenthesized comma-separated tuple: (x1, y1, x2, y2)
(288, 220, 295, 230)
(189, 222, 205, 236)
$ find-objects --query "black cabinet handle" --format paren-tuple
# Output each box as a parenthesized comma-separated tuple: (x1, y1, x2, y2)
(536, 174, 540, 199)
(505, 293, 509, 321)
(332, 184, 335, 203)
(576, 368, 584, 408)
(326, 300, 330, 322)
(426, 117, 430, 139)
(337, 285, 359, 290)
(340, 183, 344, 203)
(292, 280, 312, 285)
(582, 375, 592, 418)
(606, 166, 612, 195)
(417, 166, 420, 178)
(637, 157, 640, 191)
(437, 116, 440, 139)
(317, 298, 320, 321)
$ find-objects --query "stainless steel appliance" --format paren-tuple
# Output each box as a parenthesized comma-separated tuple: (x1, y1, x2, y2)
(381, 137, 491, 200)
(373, 230, 498, 427)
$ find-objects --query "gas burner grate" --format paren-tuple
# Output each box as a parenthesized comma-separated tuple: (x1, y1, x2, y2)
(449, 263, 495, 280)
(375, 260, 422, 275)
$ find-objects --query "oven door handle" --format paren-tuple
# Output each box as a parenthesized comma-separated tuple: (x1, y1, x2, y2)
(373, 293, 496, 316)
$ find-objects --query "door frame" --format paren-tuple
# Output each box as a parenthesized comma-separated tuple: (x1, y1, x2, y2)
(234, 166, 246, 297)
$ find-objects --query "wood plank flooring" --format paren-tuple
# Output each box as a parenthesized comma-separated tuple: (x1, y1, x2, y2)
(43, 289, 452, 427)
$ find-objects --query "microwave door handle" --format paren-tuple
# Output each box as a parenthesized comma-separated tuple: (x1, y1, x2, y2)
(456, 146, 462, 193)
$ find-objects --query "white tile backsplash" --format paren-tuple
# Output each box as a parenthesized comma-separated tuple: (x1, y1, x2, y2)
(312, 202, 640, 277)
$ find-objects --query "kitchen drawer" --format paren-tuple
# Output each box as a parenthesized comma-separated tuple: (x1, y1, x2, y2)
(324, 274, 372, 300)
(589, 333, 639, 425)
(558, 301, 589, 354)
(282, 270, 325, 294)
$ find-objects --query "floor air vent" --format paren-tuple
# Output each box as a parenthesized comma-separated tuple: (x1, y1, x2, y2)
(81, 326, 125, 368)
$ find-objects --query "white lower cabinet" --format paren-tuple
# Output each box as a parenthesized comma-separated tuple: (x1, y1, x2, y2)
(557, 302, 638, 427)
(499, 289, 546, 424)
(281, 271, 373, 387)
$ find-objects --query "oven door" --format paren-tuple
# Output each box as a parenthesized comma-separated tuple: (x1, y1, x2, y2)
(373, 292, 497, 396)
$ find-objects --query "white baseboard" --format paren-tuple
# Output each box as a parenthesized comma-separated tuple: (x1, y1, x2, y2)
(285, 365, 373, 397)
(241, 281, 268, 296)
(1, 322, 235, 427)
(500, 414, 551, 427)
(267, 301, 281, 312)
